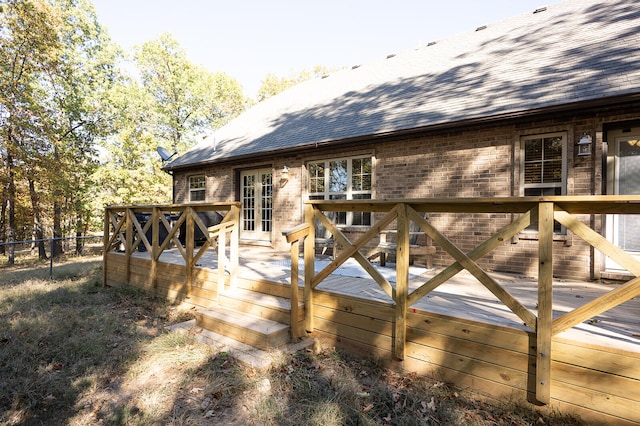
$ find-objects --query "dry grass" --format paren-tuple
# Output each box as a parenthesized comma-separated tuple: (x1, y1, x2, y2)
(0, 255, 585, 425)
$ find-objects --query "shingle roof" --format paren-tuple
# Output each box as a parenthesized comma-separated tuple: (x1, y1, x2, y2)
(166, 0, 640, 171)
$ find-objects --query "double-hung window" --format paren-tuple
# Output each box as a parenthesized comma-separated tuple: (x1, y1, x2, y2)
(521, 132, 567, 232)
(189, 175, 206, 202)
(308, 156, 372, 226)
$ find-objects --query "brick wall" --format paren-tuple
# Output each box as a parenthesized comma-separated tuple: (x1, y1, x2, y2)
(171, 107, 640, 280)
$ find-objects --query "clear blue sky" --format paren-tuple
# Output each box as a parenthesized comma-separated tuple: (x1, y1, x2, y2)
(92, 0, 558, 97)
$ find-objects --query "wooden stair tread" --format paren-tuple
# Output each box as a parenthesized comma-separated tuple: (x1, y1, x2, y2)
(221, 287, 303, 309)
(197, 306, 289, 336)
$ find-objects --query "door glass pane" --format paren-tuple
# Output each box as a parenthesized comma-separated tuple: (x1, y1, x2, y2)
(617, 140, 640, 251)
(261, 173, 273, 233)
(243, 175, 255, 231)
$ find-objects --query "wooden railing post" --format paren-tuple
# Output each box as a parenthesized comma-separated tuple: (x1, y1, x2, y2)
(394, 203, 409, 360)
(151, 207, 160, 291)
(282, 223, 310, 340)
(229, 204, 240, 289)
(537, 201, 554, 404)
(217, 223, 226, 294)
(304, 204, 316, 332)
(290, 238, 301, 339)
(125, 208, 134, 284)
(102, 207, 110, 287)
(185, 207, 194, 289)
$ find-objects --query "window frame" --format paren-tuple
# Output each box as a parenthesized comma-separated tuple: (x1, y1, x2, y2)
(519, 131, 568, 234)
(307, 155, 373, 227)
(188, 174, 206, 202)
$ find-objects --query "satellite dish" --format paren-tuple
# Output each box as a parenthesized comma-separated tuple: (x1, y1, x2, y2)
(157, 146, 177, 162)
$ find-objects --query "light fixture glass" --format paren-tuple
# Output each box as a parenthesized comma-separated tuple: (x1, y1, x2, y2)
(577, 134, 592, 156)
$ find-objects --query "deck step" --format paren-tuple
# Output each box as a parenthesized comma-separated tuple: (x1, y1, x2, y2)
(168, 320, 316, 369)
(194, 306, 290, 350)
(219, 288, 303, 324)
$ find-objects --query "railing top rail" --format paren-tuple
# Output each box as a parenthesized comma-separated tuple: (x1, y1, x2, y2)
(305, 196, 640, 214)
(105, 202, 241, 212)
(282, 223, 311, 243)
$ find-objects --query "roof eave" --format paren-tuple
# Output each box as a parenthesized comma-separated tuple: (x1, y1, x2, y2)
(163, 92, 640, 173)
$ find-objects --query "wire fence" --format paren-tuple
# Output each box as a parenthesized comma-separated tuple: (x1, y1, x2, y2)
(0, 235, 103, 279)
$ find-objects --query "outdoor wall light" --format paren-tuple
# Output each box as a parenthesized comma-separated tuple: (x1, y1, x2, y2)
(281, 166, 290, 184)
(577, 133, 592, 156)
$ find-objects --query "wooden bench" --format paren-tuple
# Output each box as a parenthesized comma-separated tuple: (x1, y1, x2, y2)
(376, 231, 435, 268)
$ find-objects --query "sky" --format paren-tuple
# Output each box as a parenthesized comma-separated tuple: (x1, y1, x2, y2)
(92, 0, 559, 98)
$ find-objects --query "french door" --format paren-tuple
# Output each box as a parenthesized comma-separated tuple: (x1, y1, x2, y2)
(240, 169, 273, 243)
(606, 130, 640, 271)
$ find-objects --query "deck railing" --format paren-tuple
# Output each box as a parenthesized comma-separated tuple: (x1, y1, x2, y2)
(103, 203, 241, 294)
(283, 196, 640, 405)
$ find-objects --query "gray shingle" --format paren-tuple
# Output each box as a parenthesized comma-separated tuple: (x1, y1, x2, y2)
(166, 0, 640, 170)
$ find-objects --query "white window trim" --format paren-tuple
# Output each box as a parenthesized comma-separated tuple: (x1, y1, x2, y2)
(308, 155, 372, 226)
(518, 131, 568, 236)
(519, 131, 568, 197)
(188, 175, 206, 202)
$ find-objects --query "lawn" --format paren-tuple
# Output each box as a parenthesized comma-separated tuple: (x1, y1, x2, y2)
(0, 254, 584, 425)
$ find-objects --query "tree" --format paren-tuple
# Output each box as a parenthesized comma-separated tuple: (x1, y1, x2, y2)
(2, 6, 247, 259)
(91, 79, 174, 207)
(134, 33, 246, 152)
(0, 0, 62, 263)
(90, 33, 247, 210)
(0, 0, 119, 261)
(36, 0, 119, 257)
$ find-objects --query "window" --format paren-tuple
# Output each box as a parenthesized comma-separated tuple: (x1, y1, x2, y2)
(521, 132, 567, 232)
(189, 175, 206, 202)
(308, 156, 372, 226)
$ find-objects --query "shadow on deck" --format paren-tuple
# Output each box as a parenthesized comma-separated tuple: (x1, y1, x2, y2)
(103, 200, 640, 425)
(142, 245, 640, 352)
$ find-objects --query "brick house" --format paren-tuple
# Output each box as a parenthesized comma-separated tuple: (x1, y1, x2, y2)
(163, 0, 640, 281)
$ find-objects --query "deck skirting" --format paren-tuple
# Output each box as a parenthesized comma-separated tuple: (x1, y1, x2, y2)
(104, 252, 640, 425)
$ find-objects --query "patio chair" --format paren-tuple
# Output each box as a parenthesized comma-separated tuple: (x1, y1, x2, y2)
(375, 216, 435, 268)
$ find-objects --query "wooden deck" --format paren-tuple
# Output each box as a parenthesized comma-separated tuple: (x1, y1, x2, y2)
(144, 246, 640, 352)
(103, 200, 640, 425)
(105, 246, 640, 425)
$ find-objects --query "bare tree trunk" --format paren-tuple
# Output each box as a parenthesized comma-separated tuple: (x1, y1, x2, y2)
(6, 150, 16, 265)
(0, 194, 6, 256)
(75, 220, 83, 255)
(52, 199, 63, 258)
(28, 178, 47, 259)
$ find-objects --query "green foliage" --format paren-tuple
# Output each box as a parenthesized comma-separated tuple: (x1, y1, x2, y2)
(1, 0, 119, 253)
(1, 2, 248, 242)
(89, 33, 247, 215)
(133, 33, 246, 150)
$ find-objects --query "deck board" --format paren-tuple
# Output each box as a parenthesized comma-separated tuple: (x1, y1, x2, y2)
(128, 248, 640, 352)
